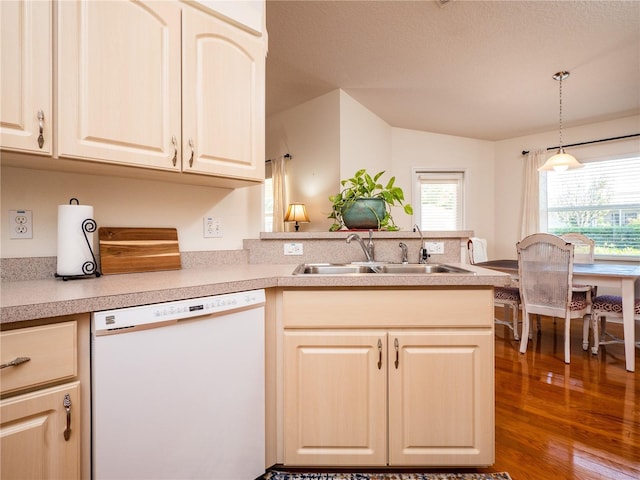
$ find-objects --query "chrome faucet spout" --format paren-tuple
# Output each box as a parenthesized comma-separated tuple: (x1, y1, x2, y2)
(346, 231, 375, 262)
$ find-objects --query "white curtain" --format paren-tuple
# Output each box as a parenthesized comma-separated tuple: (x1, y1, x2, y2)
(520, 149, 545, 239)
(271, 156, 287, 232)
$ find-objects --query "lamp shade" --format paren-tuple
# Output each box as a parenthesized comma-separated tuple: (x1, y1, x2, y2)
(284, 203, 310, 231)
(538, 148, 583, 172)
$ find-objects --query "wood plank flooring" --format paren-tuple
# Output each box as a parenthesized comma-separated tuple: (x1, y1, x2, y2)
(476, 313, 640, 480)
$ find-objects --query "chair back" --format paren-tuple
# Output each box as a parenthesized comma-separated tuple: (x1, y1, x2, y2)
(517, 233, 575, 318)
(559, 232, 595, 264)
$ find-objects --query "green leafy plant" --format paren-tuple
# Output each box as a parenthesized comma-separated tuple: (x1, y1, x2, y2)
(328, 169, 413, 231)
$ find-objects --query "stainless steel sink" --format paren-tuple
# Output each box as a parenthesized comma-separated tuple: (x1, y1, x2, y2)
(292, 263, 474, 275)
(379, 264, 473, 274)
(292, 263, 379, 275)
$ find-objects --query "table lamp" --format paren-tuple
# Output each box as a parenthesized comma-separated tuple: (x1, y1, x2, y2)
(284, 203, 310, 231)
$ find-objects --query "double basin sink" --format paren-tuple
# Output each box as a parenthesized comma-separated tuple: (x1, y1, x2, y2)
(293, 262, 475, 275)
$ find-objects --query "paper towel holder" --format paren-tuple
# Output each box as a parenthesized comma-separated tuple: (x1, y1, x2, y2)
(55, 198, 102, 281)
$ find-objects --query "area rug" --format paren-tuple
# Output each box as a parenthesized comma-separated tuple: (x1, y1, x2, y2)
(263, 472, 512, 480)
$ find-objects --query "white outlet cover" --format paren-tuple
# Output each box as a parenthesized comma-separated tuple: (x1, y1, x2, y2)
(284, 243, 303, 255)
(9, 210, 33, 239)
(425, 241, 444, 254)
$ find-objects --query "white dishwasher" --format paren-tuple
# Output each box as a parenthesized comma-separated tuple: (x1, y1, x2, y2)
(91, 289, 266, 480)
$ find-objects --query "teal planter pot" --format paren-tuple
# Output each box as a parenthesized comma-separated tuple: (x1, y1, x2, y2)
(341, 198, 386, 230)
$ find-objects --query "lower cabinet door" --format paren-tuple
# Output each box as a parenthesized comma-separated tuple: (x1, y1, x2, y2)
(388, 330, 494, 466)
(283, 330, 387, 466)
(1, 382, 80, 480)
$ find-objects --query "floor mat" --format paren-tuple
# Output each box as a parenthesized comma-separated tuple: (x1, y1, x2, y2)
(263, 472, 512, 480)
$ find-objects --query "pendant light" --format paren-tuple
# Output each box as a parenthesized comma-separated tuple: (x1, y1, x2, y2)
(538, 71, 583, 172)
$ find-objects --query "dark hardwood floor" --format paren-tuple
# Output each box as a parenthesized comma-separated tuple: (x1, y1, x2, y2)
(477, 312, 640, 480)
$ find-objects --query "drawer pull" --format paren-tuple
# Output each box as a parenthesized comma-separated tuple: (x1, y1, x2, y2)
(377, 338, 382, 370)
(37, 110, 45, 148)
(171, 136, 178, 166)
(394, 338, 399, 369)
(188, 137, 195, 167)
(0, 356, 31, 369)
(63, 394, 72, 441)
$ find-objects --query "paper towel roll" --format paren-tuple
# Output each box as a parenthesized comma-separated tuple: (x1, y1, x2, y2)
(57, 203, 95, 276)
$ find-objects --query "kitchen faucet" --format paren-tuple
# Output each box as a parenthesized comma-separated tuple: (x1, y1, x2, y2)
(398, 242, 409, 264)
(346, 230, 375, 262)
(413, 224, 430, 264)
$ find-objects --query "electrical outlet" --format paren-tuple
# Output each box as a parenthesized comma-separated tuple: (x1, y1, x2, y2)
(203, 217, 223, 238)
(425, 241, 444, 254)
(9, 210, 33, 239)
(284, 243, 303, 255)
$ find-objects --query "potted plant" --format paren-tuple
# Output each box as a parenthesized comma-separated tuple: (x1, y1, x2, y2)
(328, 169, 413, 231)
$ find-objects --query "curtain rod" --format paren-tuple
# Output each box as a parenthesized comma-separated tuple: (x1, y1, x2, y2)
(265, 153, 291, 163)
(521, 133, 640, 156)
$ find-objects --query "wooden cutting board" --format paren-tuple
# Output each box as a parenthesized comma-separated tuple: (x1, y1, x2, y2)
(99, 227, 181, 275)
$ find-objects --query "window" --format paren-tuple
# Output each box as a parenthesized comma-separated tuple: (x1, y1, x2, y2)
(543, 156, 640, 258)
(413, 170, 464, 230)
(264, 177, 273, 232)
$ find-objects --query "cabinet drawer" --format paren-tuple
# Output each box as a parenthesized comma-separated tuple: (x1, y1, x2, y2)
(283, 289, 494, 328)
(1, 322, 77, 395)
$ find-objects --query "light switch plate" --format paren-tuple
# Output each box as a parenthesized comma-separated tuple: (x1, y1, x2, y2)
(203, 217, 223, 238)
(284, 243, 303, 255)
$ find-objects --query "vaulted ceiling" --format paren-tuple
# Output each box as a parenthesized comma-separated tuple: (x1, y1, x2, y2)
(265, 0, 640, 141)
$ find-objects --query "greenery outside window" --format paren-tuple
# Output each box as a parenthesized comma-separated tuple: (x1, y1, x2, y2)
(543, 155, 640, 259)
(413, 170, 464, 230)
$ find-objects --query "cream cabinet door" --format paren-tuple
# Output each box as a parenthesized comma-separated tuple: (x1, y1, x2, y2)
(283, 330, 387, 466)
(1, 382, 80, 480)
(0, 0, 52, 154)
(388, 330, 495, 467)
(182, 7, 265, 181)
(57, 0, 181, 170)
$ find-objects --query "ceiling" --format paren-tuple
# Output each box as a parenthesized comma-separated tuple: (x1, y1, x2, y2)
(265, 0, 640, 141)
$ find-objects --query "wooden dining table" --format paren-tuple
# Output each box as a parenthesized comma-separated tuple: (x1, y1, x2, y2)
(476, 259, 640, 372)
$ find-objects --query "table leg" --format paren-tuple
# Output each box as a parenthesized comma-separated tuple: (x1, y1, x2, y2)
(621, 278, 636, 372)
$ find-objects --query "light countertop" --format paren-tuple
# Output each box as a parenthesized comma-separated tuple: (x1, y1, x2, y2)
(1, 263, 509, 324)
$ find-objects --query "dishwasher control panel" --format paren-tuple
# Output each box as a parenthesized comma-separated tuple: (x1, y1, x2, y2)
(92, 289, 265, 333)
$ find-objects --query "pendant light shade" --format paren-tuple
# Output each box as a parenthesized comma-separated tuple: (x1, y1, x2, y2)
(539, 148, 583, 172)
(538, 71, 582, 172)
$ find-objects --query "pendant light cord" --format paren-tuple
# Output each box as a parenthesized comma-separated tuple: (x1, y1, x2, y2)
(558, 76, 564, 150)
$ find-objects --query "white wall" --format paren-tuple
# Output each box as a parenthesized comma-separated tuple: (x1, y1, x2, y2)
(494, 114, 640, 259)
(0, 166, 263, 258)
(266, 90, 341, 232)
(391, 128, 496, 243)
(339, 90, 392, 179)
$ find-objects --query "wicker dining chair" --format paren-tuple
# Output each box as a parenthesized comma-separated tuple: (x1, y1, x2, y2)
(590, 293, 640, 355)
(560, 232, 598, 298)
(468, 238, 522, 340)
(517, 233, 592, 363)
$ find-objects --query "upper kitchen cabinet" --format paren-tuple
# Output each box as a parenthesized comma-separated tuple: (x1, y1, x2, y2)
(181, 7, 265, 181)
(0, 0, 52, 155)
(57, 1, 182, 172)
(57, 0, 265, 185)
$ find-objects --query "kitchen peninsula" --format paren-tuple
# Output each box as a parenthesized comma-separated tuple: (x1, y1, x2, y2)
(1, 253, 508, 473)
